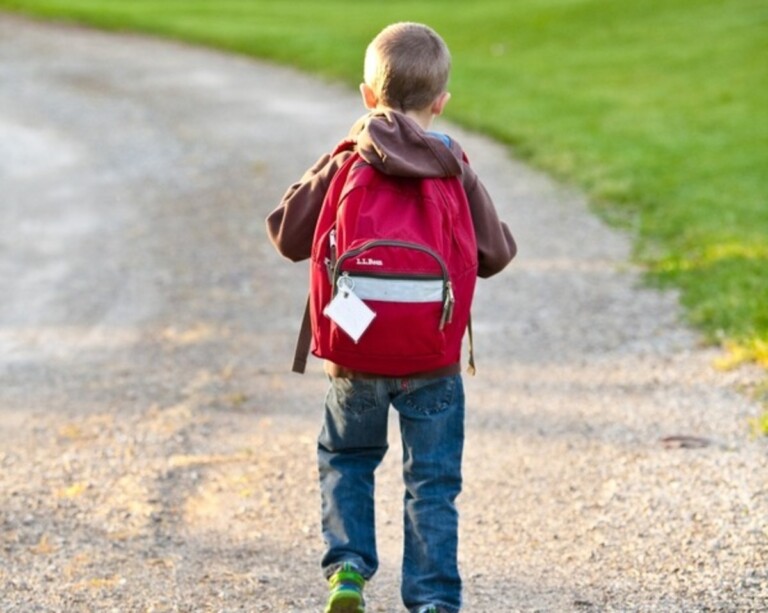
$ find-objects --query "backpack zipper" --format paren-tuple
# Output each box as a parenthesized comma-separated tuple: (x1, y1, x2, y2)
(324, 228, 338, 283)
(333, 239, 455, 330)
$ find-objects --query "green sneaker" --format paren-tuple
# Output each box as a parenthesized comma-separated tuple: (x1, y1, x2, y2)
(324, 562, 365, 613)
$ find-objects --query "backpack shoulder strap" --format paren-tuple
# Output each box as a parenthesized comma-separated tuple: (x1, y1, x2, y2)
(292, 143, 359, 374)
(331, 138, 356, 156)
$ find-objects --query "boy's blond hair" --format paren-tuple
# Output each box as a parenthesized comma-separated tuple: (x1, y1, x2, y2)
(364, 22, 451, 112)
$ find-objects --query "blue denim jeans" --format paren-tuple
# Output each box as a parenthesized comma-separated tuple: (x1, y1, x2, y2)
(318, 374, 464, 613)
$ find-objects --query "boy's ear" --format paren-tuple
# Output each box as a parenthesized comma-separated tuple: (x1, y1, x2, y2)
(431, 91, 451, 116)
(360, 83, 379, 110)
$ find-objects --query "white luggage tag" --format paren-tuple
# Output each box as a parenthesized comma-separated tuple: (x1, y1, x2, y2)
(323, 275, 376, 343)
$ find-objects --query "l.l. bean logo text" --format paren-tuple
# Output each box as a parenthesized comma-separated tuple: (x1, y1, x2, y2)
(356, 257, 383, 266)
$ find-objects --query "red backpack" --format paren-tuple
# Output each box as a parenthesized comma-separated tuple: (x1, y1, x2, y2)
(292, 141, 478, 376)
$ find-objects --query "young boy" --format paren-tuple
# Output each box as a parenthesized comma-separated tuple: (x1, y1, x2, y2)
(266, 22, 516, 613)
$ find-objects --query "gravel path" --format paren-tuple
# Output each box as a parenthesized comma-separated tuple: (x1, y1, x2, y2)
(1, 14, 766, 612)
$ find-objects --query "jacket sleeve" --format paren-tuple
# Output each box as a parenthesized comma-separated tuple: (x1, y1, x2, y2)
(462, 164, 517, 278)
(265, 151, 350, 262)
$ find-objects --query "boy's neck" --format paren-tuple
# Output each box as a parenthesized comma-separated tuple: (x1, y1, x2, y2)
(404, 108, 435, 130)
(377, 105, 434, 130)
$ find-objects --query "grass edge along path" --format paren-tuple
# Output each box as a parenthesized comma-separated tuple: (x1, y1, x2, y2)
(1, 1, 766, 426)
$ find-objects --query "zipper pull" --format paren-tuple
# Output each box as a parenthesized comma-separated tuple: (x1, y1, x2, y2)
(326, 229, 338, 283)
(439, 282, 455, 330)
(337, 272, 354, 297)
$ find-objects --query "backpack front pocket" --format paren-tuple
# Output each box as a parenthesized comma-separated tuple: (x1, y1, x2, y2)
(327, 240, 453, 359)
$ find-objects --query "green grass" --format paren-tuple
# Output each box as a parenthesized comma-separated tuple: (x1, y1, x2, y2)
(751, 408, 768, 437)
(2, 0, 767, 367)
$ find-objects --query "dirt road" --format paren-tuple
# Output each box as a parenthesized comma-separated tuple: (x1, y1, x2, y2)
(1, 14, 766, 612)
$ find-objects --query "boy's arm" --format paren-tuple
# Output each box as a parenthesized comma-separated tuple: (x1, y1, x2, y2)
(463, 164, 517, 278)
(265, 151, 351, 262)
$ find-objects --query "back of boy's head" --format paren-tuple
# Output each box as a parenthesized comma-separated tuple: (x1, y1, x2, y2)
(364, 22, 451, 112)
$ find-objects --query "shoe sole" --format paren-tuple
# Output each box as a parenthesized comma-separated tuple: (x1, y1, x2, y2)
(326, 592, 364, 613)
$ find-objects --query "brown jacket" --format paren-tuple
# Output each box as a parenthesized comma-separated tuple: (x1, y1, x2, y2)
(266, 111, 517, 377)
